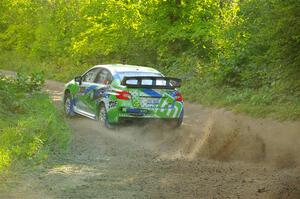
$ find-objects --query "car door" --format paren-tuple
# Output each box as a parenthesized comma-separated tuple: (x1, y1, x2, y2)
(76, 68, 112, 116)
(90, 69, 113, 112)
(76, 68, 101, 114)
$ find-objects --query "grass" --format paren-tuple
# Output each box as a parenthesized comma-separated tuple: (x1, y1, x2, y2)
(0, 74, 70, 174)
(181, 80, 300, 120)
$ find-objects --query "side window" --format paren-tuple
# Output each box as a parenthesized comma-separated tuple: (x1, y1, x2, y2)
(94, 69, 112, 84)
(82, 69, 99, 83)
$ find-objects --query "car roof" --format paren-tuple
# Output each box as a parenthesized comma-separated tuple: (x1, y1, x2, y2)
(91, 64, 161, 75)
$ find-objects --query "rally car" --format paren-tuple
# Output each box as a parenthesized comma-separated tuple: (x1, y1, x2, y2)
(63, 64, 184, 128)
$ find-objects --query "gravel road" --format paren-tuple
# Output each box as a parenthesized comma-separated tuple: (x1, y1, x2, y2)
(1, 71, 300, 199)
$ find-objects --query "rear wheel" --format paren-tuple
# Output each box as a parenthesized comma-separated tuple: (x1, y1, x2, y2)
(175, 117, 183, 127)
(170, 110, 184, 128)
(99, 104, 115, 129)
(169, 118, 183, 128)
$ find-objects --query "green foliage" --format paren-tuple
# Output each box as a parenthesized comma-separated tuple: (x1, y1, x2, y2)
(181, 77, 300, 120)
(15, 72, 45, 92)
(0, 0, 299, 119)
(0, 74, 69, 173)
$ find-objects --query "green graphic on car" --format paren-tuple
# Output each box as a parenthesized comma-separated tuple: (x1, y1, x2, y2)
(63, 64, 184, 128)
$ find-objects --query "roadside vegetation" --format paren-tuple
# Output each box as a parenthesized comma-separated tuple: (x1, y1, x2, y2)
(0, 73, 70, 174)
(0, 0, 299, 120)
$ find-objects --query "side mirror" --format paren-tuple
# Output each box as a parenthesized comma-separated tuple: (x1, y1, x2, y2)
(74, 76, 82, 85)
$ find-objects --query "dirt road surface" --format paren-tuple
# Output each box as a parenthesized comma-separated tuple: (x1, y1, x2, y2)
(1, 72, 300, 198)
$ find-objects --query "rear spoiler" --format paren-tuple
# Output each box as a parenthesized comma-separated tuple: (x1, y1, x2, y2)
(121, 76, 181, 89)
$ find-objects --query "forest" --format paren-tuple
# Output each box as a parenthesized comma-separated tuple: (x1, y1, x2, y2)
(1, 1, 300, 197)
(0, 0, 299, 119)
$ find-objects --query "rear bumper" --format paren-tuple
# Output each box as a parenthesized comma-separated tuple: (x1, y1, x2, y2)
(118, 106, 183, 119)
(106, 100, 184, 124)
(118, 117, 180, 125)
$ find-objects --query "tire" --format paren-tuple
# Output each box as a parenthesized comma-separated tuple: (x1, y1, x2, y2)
(99, 103, 116, 129)
(175, 116, 183, 127)
(170, 109, 184, 128)
(64, 93, 76, 117)
(169, 117, 183, 128)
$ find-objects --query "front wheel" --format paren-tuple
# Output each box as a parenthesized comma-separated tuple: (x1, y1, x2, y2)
(64, 93, 76, 117)
(99, 104, 116, 129)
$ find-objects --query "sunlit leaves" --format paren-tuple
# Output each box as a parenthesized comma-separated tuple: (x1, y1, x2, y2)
(0, 0, 299, 96)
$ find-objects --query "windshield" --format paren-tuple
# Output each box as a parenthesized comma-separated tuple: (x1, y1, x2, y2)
(114, 71, 163, 81)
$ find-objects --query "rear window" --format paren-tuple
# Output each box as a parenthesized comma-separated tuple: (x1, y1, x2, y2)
(115, 71, 162, 81)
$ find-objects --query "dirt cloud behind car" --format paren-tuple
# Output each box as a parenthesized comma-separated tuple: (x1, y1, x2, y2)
(120, 103, 300, 169)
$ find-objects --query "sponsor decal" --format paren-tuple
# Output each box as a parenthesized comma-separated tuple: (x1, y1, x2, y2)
(108, 101, 117, 108)
(142, 88, 162, 98)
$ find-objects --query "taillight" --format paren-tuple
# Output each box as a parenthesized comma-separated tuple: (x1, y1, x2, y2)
(175, 92, 183, 102)
(116, 90, 131, 100)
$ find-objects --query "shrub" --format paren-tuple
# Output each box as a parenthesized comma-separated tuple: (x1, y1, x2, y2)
(0, 73, 69, 173)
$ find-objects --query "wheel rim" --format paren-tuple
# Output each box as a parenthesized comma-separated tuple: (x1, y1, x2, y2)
(65, 98, 71, 114)
(99, 106, 106, 122)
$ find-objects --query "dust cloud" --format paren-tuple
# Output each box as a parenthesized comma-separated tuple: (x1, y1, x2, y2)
(116, 105, 300, 169)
